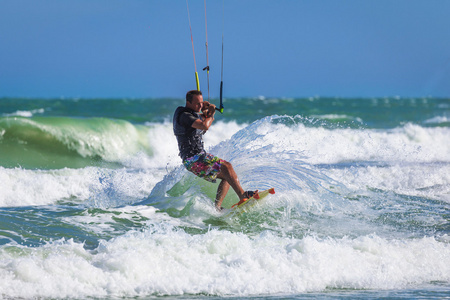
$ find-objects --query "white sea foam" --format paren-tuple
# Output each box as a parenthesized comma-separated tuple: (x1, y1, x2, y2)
(0, 167, 94, 207)
(424, 115, 449, 124)
(3, 108, 45, 117)
(0, 167, 159, 207)
(324, 163, 450, 202)
(239, 119, 450, 164)
(0, 224, 448, 299)
(311, 114, 363, 123)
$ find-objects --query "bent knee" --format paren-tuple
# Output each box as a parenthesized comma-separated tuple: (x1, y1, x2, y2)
(218, 161, 233, 174)
(221, 161, 232, 169)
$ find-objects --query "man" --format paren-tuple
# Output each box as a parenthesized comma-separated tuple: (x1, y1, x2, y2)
(173, 90, 256, 210)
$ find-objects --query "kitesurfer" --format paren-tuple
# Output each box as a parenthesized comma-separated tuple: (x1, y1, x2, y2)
(173, 90, 256, 210)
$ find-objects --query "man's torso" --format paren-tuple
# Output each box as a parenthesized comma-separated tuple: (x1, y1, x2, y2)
(173, 106, 205, 160)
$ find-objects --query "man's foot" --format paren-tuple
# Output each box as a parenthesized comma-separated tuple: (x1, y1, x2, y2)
(243, 190, 259, 200)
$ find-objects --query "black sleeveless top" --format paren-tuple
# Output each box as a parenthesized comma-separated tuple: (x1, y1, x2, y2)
(173, 106, 205, 160)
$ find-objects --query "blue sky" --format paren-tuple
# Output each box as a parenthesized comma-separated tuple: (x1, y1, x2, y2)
(1, 0, 450, 98)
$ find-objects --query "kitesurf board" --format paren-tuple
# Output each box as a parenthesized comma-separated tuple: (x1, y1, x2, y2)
(222, 188, 275, 217)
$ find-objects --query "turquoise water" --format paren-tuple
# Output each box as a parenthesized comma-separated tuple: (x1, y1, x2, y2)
(0, 97, 449, 299)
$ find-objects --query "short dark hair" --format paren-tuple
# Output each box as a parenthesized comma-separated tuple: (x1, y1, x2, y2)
(186, 90, 202, 103)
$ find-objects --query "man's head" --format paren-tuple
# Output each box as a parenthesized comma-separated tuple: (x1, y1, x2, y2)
(186, 90, 203, 112)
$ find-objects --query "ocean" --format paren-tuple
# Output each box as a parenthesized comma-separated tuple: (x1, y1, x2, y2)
(0, 96, 449, 299)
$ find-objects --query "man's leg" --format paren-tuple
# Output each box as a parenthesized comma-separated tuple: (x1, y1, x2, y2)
(216, 161, 246, 201)
(215, 179, 230, 209)
(184, 154, 254, 209)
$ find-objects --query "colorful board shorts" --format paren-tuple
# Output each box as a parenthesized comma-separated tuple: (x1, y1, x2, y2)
(183, 152, 224, 183)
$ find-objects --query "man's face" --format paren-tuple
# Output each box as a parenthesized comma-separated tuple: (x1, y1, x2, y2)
(187, 94, 203, 112)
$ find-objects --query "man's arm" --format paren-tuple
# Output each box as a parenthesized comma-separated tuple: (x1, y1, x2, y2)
(192, 103, 216, 131)
(192, 115, 214, 131)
